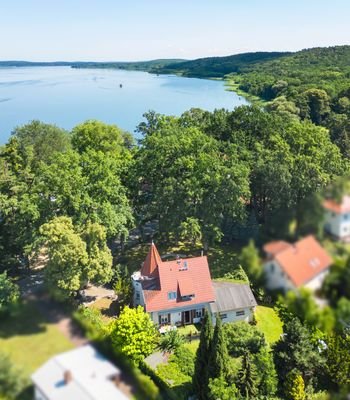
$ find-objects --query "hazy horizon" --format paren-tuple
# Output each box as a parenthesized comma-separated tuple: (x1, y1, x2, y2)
(1, 0, 349, 62)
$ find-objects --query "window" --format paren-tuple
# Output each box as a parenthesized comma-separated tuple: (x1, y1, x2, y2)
(195, 309, 203, 318)
(136, 292, 140, 300)
(220, 313, 227, 319)
(270, 263, 275, 273)
(159, 314, 170, 324)
(236, 310, 245, 316)
(167, 291, 177, 300)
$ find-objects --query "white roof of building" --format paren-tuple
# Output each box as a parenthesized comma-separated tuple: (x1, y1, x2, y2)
(31, 344, 128, 400)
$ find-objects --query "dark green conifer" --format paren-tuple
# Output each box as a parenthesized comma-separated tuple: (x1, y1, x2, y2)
(236, 350, 259, 399)
(208, 315, 229, 380)
(193, 310, 213, 400)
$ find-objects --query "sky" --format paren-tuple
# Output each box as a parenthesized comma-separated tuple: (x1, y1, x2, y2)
(0, 0, 349, 61)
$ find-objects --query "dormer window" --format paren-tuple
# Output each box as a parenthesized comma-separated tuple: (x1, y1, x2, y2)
(167, 291, 177, 300)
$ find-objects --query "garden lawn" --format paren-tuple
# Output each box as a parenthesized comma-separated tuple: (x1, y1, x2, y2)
(0, 301, 74, 376)
(255, 305, 283, 344)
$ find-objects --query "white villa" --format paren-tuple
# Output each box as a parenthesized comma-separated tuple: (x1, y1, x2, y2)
(132, 243, 257, 326)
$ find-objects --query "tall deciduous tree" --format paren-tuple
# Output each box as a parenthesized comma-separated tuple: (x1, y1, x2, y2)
(239, 240, 262, 285)
(40, 216, 88, 299)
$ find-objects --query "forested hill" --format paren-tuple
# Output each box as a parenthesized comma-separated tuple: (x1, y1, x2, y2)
(151, 51, 290, 77)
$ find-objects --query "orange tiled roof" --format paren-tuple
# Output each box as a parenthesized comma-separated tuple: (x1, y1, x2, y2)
(263, 240, 292, 257)
(141, 242, 162, 277)
(141, 245, 215, 312)
(265, 235, 332, 287)
(323, 195, 350, 214)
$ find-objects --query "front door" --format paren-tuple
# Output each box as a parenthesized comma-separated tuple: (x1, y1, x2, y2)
(183, 310, 191, 324)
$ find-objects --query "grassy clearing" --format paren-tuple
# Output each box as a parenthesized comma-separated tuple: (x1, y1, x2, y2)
(177, 324, 200, 337)
(0, 300, 74, 400)
(89, 298, 118, 323)
(255, 305, 283, 344)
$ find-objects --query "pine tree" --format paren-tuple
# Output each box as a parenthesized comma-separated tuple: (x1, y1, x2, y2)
(236, 350, 259, 399)
(208, 315, 229, 380)
(284, 370, 305, 400)
(193, 310, 213, 400)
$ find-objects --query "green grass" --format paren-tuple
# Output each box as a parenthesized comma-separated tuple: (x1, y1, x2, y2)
(177, 324, 200, 336)
(255, 305, 283, 344)
(0, 301, 74, 379)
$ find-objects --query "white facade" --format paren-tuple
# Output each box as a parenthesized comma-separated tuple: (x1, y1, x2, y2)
(304, 269, 329, 291)
(324, 209, 350, 239)
(211, 307, 254, 325)
(263, 260, 295, 291)
(150, 304, 209, 326)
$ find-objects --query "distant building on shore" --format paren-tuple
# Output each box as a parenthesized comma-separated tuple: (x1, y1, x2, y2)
(323, 195, 350, 240)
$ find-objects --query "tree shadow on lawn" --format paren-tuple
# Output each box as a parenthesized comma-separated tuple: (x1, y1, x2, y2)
(0, 299, 57, 338)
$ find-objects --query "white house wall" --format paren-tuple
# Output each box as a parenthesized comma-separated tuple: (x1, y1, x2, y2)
(263, 260, 295, 291)
(304, 270, 329, 291)
(211, 307, 254, 325)
(324, 209, 350, 239)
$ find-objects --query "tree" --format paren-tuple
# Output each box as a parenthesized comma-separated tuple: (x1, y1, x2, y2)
(236, 351, 259, 399)
(39, 216, 88, 299)
(223, 321, 266, 357)
(193, 310, 213, 400)
(302, 89, 330, 125)
(208, 315, 229, 380)
(111, 306, 158, 363)
(11, 120, 71, 168)
(0, 352, 26, 399)
(284, 370, 306, 400)
(335, 297, 350, 329)
(208, 376, 238, 400)
(178, 217, 202, 245)
(113, 264, 132, 304)
(239, 240, 262, 285)
(273, 317, 325, 390)
(159, 330, 184, 354)
(81, 222, 113, 285)
(0, 272, 19, 314)
(326, 332, 350, 389)
(254, 346, 278, 398)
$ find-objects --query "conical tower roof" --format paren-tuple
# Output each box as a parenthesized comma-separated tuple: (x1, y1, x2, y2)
(141, 242, 162, 277)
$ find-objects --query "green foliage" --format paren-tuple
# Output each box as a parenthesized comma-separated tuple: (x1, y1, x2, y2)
(208, 315, 229, 380)
(159, 330, 184, 354)
(273, 317, 325, 390)
(113, 264, 132, 304)
(326, 332, 350, 389)
(223, 321, 266, 357)
(0, 352, 26, 400)
(193, 310, 213, 400)
(221, 266, 249, 284)
(254, 346, 278, 398)
(208, 376, 239, 400)
(178, 217, 202, 245)
(111, 306, 158, 363)
(236, 351, 259, 399)
(284, 370, 306, 400)
(239, 240, 262, 284)
(81, 221, 113, 285)
(279, 288, 335, 334)
(172, 345, 195, 377)
(0, 272, 19, 314)
(40, 216, 88, 299)
(73, 305, 110, 341)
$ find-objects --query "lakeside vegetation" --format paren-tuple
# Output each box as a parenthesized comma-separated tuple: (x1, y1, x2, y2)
(1, 45, 350, 398)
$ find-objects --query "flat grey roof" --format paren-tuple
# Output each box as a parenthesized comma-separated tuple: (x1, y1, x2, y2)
(210, 281, 257, 313)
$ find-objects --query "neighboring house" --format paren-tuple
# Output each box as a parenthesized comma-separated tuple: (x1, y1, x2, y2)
(132, 243, 257, 326)
(263, 235, 332, 292)
(323, 195, 350, 239)
(31, 345, 128, 400)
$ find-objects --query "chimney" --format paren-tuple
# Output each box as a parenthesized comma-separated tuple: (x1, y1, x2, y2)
(64, 370, 73, 384)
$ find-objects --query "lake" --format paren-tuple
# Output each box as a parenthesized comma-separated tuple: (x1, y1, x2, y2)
(0, 66, 247, 144)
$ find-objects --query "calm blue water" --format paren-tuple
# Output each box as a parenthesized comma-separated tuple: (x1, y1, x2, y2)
(0, 66, 247, 144)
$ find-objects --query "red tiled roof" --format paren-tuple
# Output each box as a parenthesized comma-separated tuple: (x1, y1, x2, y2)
(141, 245, 215, 312)
(265, 235, 332, 287)
(141, 242, 162, 278)
(263, 240, 292, 257)
(323, 195, 350, 214)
